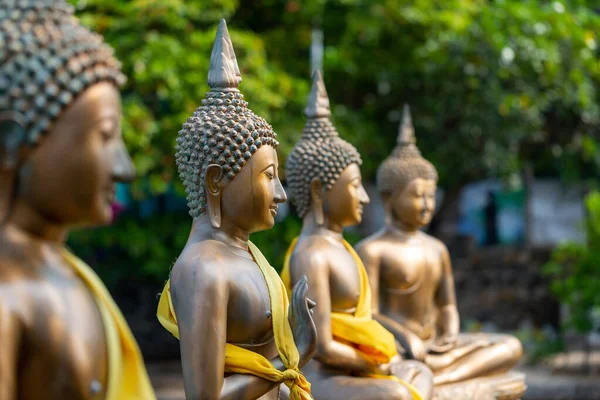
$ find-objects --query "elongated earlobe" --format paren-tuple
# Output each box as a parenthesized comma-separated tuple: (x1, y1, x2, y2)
(205, 164, 224, 228)
(310, 178, 325, 226)
(0, 112, 27, 170)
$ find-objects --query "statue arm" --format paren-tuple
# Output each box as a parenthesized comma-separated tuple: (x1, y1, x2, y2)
(174, 264, 284, 400)
(373, 313, 425, 361)
(297, 252, 379, 374)
(434, 244, 459, 340)
(0, 297, 19, 400)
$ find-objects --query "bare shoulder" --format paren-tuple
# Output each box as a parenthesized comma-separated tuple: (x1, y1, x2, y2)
(419, 231, 450, 257)
(355, 228, 388, 260)
(169, 239, 233, 296)
(290, 235, 333, 273)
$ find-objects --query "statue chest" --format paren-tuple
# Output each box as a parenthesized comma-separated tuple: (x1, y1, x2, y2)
(328, 249, 361, 313)
(226, 262, 275, 352)
(380, 244, 442, 296)
(21, 269, 108, 400)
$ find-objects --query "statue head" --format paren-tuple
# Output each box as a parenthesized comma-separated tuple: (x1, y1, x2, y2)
(286, 70, 368, 229)
(376, 105, 438, 230)
(175, 19, 286, 233)
(0, 0, 134, 226)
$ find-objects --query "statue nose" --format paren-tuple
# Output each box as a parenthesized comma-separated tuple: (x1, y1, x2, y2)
(111, 140, 135, 183)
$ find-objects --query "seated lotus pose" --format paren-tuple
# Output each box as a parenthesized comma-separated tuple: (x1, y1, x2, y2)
(0, 1, 155, 399)
(157, 20, 317, 400)
(356, 105, 523, 387)
(281, 71, 434, 400)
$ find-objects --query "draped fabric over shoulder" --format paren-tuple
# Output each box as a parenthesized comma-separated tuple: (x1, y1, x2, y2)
(281, 238, 423, 400)
(157, 241, 312, 400)
(61, 249, 156, 400)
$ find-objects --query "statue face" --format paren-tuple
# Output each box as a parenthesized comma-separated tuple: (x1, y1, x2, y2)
(221, 145, 287, 233)
(390, 178, 436, 230)
(324, 163, 369, 228)
(15, 82, 134, 227)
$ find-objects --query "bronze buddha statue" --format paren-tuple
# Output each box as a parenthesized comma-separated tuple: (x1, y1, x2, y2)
(356, 105, 525, 395)
(281, 71, 434, 400)
(156, 19, 317, 400)
(0, 1, 155, 399)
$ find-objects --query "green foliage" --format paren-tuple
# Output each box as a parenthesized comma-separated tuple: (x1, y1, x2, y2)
(309, 0, 600, 185)
(544, 190, 600, 332)
(65, 0, 600, 283)
(68, 211, 191, 286)
(69, 0, 310, 196)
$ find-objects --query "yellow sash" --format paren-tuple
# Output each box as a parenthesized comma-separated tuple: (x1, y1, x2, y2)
(281, 237, 423, 400)
(60, 249, 156, 400)
(156, 241, 312, 400)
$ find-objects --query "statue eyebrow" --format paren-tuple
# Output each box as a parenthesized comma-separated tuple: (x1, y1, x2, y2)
(80, 113, 119, 132)
(260, 163, 276, 174)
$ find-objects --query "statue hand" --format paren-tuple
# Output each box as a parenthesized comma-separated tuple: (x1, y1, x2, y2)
(372, 354, 401, 376)
(405, 334, 427, 362)
(389, 361, 421, 382)
(288, 276, 317, 367)
(428, 334, 457, 354)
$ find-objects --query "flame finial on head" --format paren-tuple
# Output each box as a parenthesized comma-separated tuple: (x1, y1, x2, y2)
(377, 103, 438, 195)
(304, 70, 331, 119)
(207, 19, 242, 91)
(397, 104, 416, 145)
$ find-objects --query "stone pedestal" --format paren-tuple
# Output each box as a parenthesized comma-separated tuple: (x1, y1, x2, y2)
(434, 371, 526, 400)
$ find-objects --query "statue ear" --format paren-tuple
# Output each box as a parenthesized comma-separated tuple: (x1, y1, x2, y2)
(0, 111, 27, 170)
(380, 192, 392, 220)
(205, 164, 224, 229)
(310, 178, 325, 226)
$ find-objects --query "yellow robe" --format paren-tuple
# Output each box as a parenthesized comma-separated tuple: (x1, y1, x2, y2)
(61, 249, 156, 400)
(156, 241, 312, 400)
(281, 237, 423, 400)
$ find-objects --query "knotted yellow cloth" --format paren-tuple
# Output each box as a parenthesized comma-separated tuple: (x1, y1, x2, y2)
(156, 241, 312, 400)
(60, 249, 156, 400)
(281, 237, 423, 400)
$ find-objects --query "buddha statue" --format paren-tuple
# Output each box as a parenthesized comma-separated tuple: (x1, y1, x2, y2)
(156, 20, 317, 400)
(0, 1, 155, 399)
(281, 71, 434, 400)
(355, 105, 525, 397)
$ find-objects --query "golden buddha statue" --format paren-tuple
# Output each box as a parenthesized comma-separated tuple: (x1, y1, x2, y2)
(0, 1, 155, 399)
(156, 20, 317, 400)
(355, 105, 525, 397)
(281, 71, 434, 400)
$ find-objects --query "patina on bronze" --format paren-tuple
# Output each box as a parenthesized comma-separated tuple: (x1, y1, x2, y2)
(0, 1, 153, 399)
(356, 105, 525, 396)
(284, 71, 434, 400)
(158, 19, 317, 400)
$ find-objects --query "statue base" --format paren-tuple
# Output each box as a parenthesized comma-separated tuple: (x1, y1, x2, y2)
(434, 371, 526, 400)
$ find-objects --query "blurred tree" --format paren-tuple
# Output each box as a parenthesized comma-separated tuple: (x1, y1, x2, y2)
(299, 0, 600, 231)
(68, 0, 600, 279)
(69, 0, 311, 197)
(544, 190, 600, 333)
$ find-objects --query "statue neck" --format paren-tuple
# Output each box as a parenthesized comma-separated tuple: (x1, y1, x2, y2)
(4, 199, 68, 244)
(387, 217, 421, 237)
(191, 214, 250, 253)
(301, 210, 344, 242)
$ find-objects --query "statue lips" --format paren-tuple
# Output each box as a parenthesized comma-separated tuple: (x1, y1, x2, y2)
(106, 186, 117, 206)
(269, 205, 278, 217)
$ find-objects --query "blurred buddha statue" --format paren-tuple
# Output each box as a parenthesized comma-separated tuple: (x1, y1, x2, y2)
(156, 19, 317, 400)
(0, 1, 155, 399)
(356, 105, 525, 397)
(281, 71, 434, 400)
